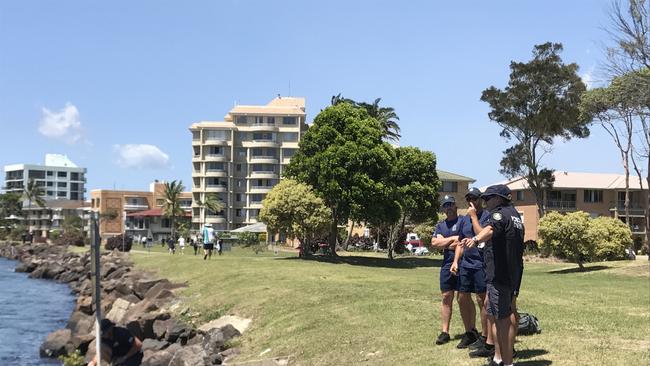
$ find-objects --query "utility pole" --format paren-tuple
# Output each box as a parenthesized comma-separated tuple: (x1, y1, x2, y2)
(90, 211, 102, 366)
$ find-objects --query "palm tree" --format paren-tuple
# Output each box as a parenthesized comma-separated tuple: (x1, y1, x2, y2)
(199, 193, 225, 227)
(357, 98, 401, 142)
(330, 93, 355, 106)
(162, 180, 185, 240)
(22, 180, 46, 233)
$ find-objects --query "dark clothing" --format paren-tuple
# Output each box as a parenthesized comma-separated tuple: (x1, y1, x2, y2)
(458, 266, 486, 293)
(102, 326, 134, 359)
(433, 217, 463, 266)
(459, 210, 490, 269)
(486, 283, 513, 319)
(484, 204, 524, 288)
(434, 217, 464, 292)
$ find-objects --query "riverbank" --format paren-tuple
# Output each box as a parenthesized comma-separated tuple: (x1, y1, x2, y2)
(0, 241, 242, 365)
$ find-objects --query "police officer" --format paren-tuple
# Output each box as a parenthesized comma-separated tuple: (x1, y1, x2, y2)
(88, 319, 143, 366)
(450, 188, 491, 352)
(461, 185, 524, 366)
(431, 195, 463, 345)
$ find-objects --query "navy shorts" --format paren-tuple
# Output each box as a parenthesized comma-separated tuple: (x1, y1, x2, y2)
(486, 283, 513, 319)
(203, 243, 214, 250)
(458, 266, 486, 294)
(440, 265, 458, 292)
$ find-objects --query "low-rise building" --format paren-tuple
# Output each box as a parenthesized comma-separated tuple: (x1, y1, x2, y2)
(21, 199, 90, 238)
(487, 171, 648, 242)
(90, 180, 192, 242)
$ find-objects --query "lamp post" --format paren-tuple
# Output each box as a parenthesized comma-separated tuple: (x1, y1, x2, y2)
(90, 211, 102, 366)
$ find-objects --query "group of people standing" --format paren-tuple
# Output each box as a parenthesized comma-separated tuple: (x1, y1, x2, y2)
(431, 184, 524, 366)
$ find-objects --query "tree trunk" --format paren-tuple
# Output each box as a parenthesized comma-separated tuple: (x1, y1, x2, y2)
(577, 259, 585, 271)
(328, 206, 338, 256)
(343, 221, 354, 251)
(647, 163, 650, 260)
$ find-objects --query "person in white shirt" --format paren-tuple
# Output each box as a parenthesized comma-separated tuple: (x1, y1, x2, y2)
(178, 236, 186, 255)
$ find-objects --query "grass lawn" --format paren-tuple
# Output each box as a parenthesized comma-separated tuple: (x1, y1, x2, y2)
(128, 246, 649, 365)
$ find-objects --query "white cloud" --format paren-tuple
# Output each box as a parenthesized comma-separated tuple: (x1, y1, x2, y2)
(581, 66, 595, 89)
(38, 103, 83, 143)
(113, 144, 170, 169)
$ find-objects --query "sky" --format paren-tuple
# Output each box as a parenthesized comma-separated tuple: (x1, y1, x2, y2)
(0, 0, 628, 194)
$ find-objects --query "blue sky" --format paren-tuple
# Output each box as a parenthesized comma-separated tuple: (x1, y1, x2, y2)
(0, 0, 624, 193)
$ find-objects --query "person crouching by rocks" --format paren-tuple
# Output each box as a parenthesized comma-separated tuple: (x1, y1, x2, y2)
(88, 319, 143, 366)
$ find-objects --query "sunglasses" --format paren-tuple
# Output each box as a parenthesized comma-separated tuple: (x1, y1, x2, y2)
(482, 195, 496, 202)
(442, 203, 455, 208)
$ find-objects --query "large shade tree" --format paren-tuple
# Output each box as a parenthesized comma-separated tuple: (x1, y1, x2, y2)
(331, 94, 401, 142)
(259, 179, 331, 257)
(285, 102, 394, 255)
(481, 42, 590, 217)
(162, 180, 185, 240)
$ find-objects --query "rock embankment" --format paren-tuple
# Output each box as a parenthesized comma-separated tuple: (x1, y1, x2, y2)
(0, 241, 241, 365)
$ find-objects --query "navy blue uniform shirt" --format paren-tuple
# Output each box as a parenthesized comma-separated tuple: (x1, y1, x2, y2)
(459, 210, 490, 269)
(484, 205, 524, 287)
(433, 216, 464, 266)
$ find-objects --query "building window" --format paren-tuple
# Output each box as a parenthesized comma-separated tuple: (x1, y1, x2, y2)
(46, 171, 53, 176)
(162, 218, 171, 228)
(208, 146, 222, 155)
(251, 194, 265, 203)
(47, 191, 54, 196)
(283, 116, 296, 125)
(267, 117, 275, 124)
(441, 181, 458, 193)
(236, 194, 242, 202)
(71, 172, 79, 180)
(57, 171, 67, 178)
(157, 199, 164, 206)
(283, 148, 297, 158)
(57, 182, 67, 188)
(237, 149, 246, 158)
(236, 116, 247, 124)
(252, 132, 275, 141)
(57, 191, 67, 197)
(206, 130, 229, 140)
(516, 191, 524, 201)
(29, 170, 46, 179)
(255, 116, 264, 124)
(584, 189, 603, 203)
(46, 181, 53, 187)
(283, 132, 298, 142)
(236, 164, 242, 172)
(207, 162, 225, 171)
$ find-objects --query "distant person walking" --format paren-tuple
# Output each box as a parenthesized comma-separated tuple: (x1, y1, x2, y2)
(167, 236, 176, 254)
(217, 238, 223, 256)
(191, 234, 199, 255)
(202, 223, 215, 260)
(140, 236, 147, 248)
(178, 236, 186, 255)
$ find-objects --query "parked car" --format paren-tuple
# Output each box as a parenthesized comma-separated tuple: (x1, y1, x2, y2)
(404, 233, 422, 247)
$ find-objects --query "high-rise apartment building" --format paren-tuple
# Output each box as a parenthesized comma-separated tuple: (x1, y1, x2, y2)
(4, 154, 87, 201)
(189, 96, 307, 231)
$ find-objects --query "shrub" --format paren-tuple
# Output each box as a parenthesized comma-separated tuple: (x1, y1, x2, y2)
(105, 234, 133, 252)
(588, 216, 632, 260)
(54, 231, 86, 247)
(539, 211, 595, 270)
(237, 231, 264, 254)
(59, 350, 85, 366)
(50, 230, 62, 241)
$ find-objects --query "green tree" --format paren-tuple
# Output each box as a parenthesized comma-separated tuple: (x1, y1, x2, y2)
(588, 216, 633, 260)
(481, 42, 590, 217)
(62, 215, 83, 233)
(259, 179, 331, 257)
(199, 193, 225, 228)
(237, 231, 265, 254)
(370, 147, 440, 259)
(162, 180, 185, 240)
(0, 192, 22, 236)
(538, 211, 595, 270)
(285, 102, 394, 255)
(22, 179, 46, 211)
(357, 98, 401, 142)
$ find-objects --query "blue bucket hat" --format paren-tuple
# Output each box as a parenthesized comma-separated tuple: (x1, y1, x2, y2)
(481, 184, 512, 201)
(441, 195, 456, 207)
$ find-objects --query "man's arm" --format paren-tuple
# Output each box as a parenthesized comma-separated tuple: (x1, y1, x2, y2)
(467, 203, 484, 235)
(431, 235, 460, 249)
(461, 225, 494, 248)
(450, 244, 464, 275)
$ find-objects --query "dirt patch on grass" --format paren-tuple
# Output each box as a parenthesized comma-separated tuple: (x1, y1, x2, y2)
(524, 254, 566, 263)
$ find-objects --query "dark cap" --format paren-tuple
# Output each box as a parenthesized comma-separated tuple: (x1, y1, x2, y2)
(100, 319, 115, 332)
(441, 195, 456, 206)
(465, 187, 482, 198)
(481, 184, 512, 201)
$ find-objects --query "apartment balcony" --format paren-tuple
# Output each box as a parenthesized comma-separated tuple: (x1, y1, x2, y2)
(245, 140, 279, 148)
(204, 154, 229, 162)
(51, 214, 63, 220)
(246, 124, 278, 132)
(205, 216, 227, 224)
(249, 171, 278, 179)
(205, 170, 228, 178)
(250, 156, 279, 164)
(205, 185, 228, 193)
(610, 201, 646, 216)
(192, 139, 202, 146)
(248, 202, 264, 209)
(192, 154, 203, 162)
(124, 203, 149, 211)
(204, 138, 230, 146)
(250, 186, 273, 194)
(546, 200, 576, 211)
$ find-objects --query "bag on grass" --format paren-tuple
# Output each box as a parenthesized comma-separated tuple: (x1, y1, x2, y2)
(517, 312, 541, 335)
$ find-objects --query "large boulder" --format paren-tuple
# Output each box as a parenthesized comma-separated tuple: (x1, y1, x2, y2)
(39, 328, 72, 358)
(141, 343, 181, 366)
(105, 298, 134, 324)
(141, 338, 169, 352)
(168, 344, 208, 366)
(202, 325, 240, 354)
(134, 278, 170, 298)
(66, 311, 94, 335)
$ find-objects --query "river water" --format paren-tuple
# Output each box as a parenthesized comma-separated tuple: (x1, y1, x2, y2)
(0, 257, 75, 365)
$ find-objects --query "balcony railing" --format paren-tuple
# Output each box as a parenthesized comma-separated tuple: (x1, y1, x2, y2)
(546, 200, 576, 210)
